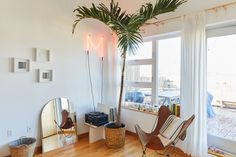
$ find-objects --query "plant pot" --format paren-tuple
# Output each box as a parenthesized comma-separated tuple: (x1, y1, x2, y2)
(104, 123, 126, 148)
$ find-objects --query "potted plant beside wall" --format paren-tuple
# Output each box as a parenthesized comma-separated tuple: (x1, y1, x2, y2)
(73, 0, 185, 148)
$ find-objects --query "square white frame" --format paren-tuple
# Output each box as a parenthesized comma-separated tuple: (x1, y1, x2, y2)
(34, 48, 50, 62)
(12, 58, 30, 72)
(38, 69, 53, 82)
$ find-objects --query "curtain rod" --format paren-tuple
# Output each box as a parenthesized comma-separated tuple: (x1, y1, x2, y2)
(144, 1, 236, 26)
(205, 1, 236, 12)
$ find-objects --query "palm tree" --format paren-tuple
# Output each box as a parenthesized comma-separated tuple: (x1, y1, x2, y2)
(73, 0, 186, 127)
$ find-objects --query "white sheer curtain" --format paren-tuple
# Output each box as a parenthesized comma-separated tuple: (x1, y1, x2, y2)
(180, 12, 208, 157)
(104, 35, 120, 106)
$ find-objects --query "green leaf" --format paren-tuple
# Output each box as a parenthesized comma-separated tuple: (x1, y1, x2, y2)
(73, 0, 186, 53)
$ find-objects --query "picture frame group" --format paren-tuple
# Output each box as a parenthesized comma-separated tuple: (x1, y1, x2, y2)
(11, 48, 53, 83)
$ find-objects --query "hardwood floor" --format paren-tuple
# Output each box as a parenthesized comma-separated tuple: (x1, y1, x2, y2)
(36, 135, 190, 157)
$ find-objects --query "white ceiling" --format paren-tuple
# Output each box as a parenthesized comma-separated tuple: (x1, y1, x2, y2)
(53, 0, 236, 21)
(3, 0, 235, 39)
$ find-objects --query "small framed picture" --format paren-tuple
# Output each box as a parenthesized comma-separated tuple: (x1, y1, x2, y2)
(38, 69, 53, 82)
(12, 58, 30, 72)
(34, 48, 50, 62)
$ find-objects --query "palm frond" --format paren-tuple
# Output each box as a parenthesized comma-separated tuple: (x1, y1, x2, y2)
(73, 3, 109, 33)
(73, 0, 186, 53)
(73, 0, 129, 34)
(133, 0, 186, 27)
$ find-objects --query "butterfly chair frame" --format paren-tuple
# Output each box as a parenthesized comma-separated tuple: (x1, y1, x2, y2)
(135, 105, 195, 157)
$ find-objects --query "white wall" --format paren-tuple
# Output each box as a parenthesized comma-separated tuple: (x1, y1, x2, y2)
(0, 0, 112, 156)
(121, 109, 157, 133)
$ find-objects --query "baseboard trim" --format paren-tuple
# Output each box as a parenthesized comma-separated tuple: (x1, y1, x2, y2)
(77, 131, 136, 139)
(35, 145, 42, 155)
(78, 132, 89, 139)
(126, 130, 137, 137)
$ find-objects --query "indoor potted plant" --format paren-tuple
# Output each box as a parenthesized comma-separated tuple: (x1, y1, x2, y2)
(73, 0, 185, 148)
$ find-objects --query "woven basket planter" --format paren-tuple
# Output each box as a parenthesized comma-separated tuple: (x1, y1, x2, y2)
(105, 123, 126, 148)
(9, 137, 36, 157)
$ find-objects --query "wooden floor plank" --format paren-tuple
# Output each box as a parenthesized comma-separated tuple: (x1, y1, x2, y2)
(36, 135, 190, 157)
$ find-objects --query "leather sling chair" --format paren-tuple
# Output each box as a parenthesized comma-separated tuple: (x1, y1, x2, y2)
(135, 105, 195, 157)
(54, 110, 74, 137)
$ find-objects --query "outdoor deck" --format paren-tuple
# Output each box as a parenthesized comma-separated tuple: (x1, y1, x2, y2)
(208, 106, 236, 141)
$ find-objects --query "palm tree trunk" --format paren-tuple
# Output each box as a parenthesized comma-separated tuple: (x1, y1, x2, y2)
(116, 52, 126, 127)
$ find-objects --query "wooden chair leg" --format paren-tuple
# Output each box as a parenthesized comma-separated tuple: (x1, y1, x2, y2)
(164, 146, 174, 157)
(142, 152, 146, 157)
(142, 148, 147, 157)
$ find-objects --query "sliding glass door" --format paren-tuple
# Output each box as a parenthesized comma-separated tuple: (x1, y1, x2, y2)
(207, 25, 236, 155)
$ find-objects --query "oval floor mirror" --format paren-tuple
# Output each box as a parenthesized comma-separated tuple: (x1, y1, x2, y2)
(41, 98, 78, 153)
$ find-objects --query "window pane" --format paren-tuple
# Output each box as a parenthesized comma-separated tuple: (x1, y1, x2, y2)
(207, 34, 236, 104)
(124, 87, 152, 105)
(158, 37, 181, 106)
(127, 41, 152, 60)
(126, 65, 152, 82)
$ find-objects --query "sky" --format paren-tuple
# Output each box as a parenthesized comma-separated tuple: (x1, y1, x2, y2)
(208, 34, 236, 101)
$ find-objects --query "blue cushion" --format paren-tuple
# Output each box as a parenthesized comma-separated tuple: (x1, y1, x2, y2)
(207, 92, 216, 118)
